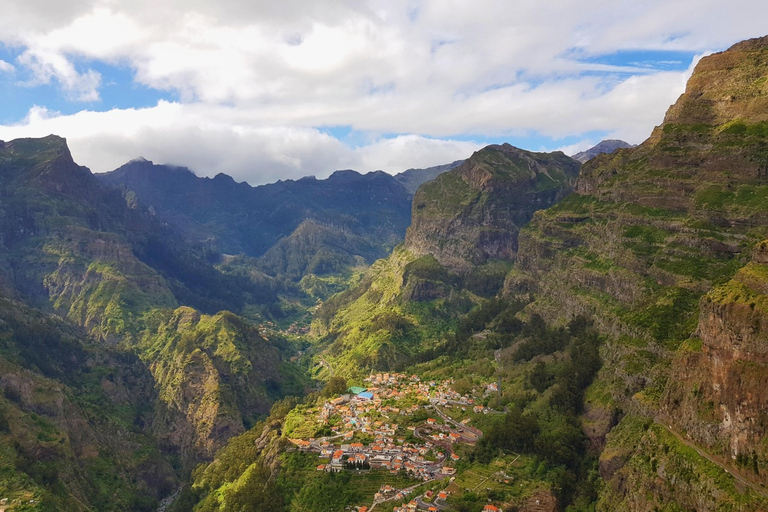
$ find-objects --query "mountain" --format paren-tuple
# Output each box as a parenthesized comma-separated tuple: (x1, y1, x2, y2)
(5, 34, 768, 512)
(506, 35, 768, 509)
(310, 143, 580, 377)
(571, 139, 634, 163)
(393, 160, 464, 194)
(0, 136, 303, 510)
(97, 161, 413, 283)
(405, 143, 580, 273)
(179, 36, 768, 512)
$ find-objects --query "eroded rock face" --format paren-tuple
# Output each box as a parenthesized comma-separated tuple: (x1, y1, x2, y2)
(508, 36, 768, 508)
(146, 307, 283, 470)
(663, 242, 768, 482)
(405, 143, 579, 273)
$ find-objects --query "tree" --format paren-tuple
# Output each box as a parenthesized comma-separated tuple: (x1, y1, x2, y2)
(322, 377, 348, 397)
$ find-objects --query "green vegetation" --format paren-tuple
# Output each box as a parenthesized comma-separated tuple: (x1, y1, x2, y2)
(598, 415, 768, 511)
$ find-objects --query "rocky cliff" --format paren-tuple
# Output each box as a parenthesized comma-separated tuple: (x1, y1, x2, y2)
(508, 35, 768, 509)
(310, 144, 578, 378)
(663, 240, 768, 485)
(405, 144, 579, 273)
(0, 136, 301, 508)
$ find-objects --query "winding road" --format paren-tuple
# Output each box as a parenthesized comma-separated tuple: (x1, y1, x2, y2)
(653, 416, 768, 500)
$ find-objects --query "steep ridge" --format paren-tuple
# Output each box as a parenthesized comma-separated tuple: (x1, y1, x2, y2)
(406, 144, 580, 273)
(0, 136, 301, 508)
(394, 160, 464, 194)
(311, 144, 579, 377)
(98, 161, 413, 281)
(0, 136, 277, 328)
(0, 296, 178, 511)
(510, 35, 768, 362)
(508, 36, 768, 509)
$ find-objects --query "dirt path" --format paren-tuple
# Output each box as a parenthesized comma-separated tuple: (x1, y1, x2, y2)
(653, 416, 768, 500)
(318, 356, 334, 377)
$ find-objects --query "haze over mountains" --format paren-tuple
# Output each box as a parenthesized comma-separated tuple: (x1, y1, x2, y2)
(2, 35, 768, 512)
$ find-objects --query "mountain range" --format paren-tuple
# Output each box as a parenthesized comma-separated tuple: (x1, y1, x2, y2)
(2, 34, 767, 512)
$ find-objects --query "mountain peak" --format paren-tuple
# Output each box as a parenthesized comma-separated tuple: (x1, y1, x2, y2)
(405, 144, 579, 272)
(327, 169, 364, 181)
(571, 139, 634, 163)
(395, 160, 464, 194)
(657, 36, 768, 129)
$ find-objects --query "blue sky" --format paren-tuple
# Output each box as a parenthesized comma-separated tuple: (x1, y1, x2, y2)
(0, 0, 765, 184)
(0, 45, 176, 123)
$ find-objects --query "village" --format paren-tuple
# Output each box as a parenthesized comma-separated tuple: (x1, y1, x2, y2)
(288, 373, 504, 512)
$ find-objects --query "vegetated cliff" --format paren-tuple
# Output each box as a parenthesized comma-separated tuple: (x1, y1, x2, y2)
(663, 240, 768, 485)
(0, 136, 301, 506)
(98, 161, 413, 283)
(309, 245, 454, 378)
(139, 307, 290, 469)
(0, 296, 177, 511)
(311, 144, 577, 378)
(406, 144, 580, 273)
(508, 35, 768, 508)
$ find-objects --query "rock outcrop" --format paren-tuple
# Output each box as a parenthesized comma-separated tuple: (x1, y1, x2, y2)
(663, 240, 768, 483)
(509, 35, 768, 508)
(406, 143, 579, 273)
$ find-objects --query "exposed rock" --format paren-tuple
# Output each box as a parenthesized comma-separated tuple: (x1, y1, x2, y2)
(510, 35, 768, 510)
(663, 243, 768, 483)
(406, 143, 579, 273)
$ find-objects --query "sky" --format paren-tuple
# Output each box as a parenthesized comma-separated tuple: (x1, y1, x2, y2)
(0, 1, 767, 185)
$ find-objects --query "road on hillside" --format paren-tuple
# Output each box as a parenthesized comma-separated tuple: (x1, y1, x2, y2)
(318, 356, 334, 376)
(653, 416, 768, 500)
(429, 402, 482, 440)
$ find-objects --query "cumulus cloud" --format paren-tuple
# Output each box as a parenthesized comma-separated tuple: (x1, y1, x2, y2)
(16, 49, 101, 101)
(0, 60, 13, 73)
(0, 103, 481, 183)
(0, 0, 766, 182)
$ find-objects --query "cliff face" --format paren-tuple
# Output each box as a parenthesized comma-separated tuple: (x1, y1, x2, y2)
(0, 136, 299, 505)
(0, 297, 178, 510)
(142, 307, 284, 469)
(406, 144, 579, 273)
(509, 35, 768, 360)
(508, 36, 768, 508)
(663, 240, 768, 483)
(310, 144, 577, 378)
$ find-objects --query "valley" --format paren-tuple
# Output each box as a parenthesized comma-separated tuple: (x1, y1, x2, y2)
(1, 34, 768, 512)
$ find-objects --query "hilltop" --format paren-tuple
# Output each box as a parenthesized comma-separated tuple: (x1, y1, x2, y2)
(571, 139, 634, 163)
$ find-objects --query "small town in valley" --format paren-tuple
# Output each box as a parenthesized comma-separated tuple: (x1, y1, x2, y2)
(286, 372, 508, 511)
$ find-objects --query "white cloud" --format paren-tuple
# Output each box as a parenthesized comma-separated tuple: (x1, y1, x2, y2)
(17, 48, 101, 101)
(0, 103, 480, 183)
(0, 60, 13, 73)
(0, 0, 766, 180)
(354, 135, 482, 172)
